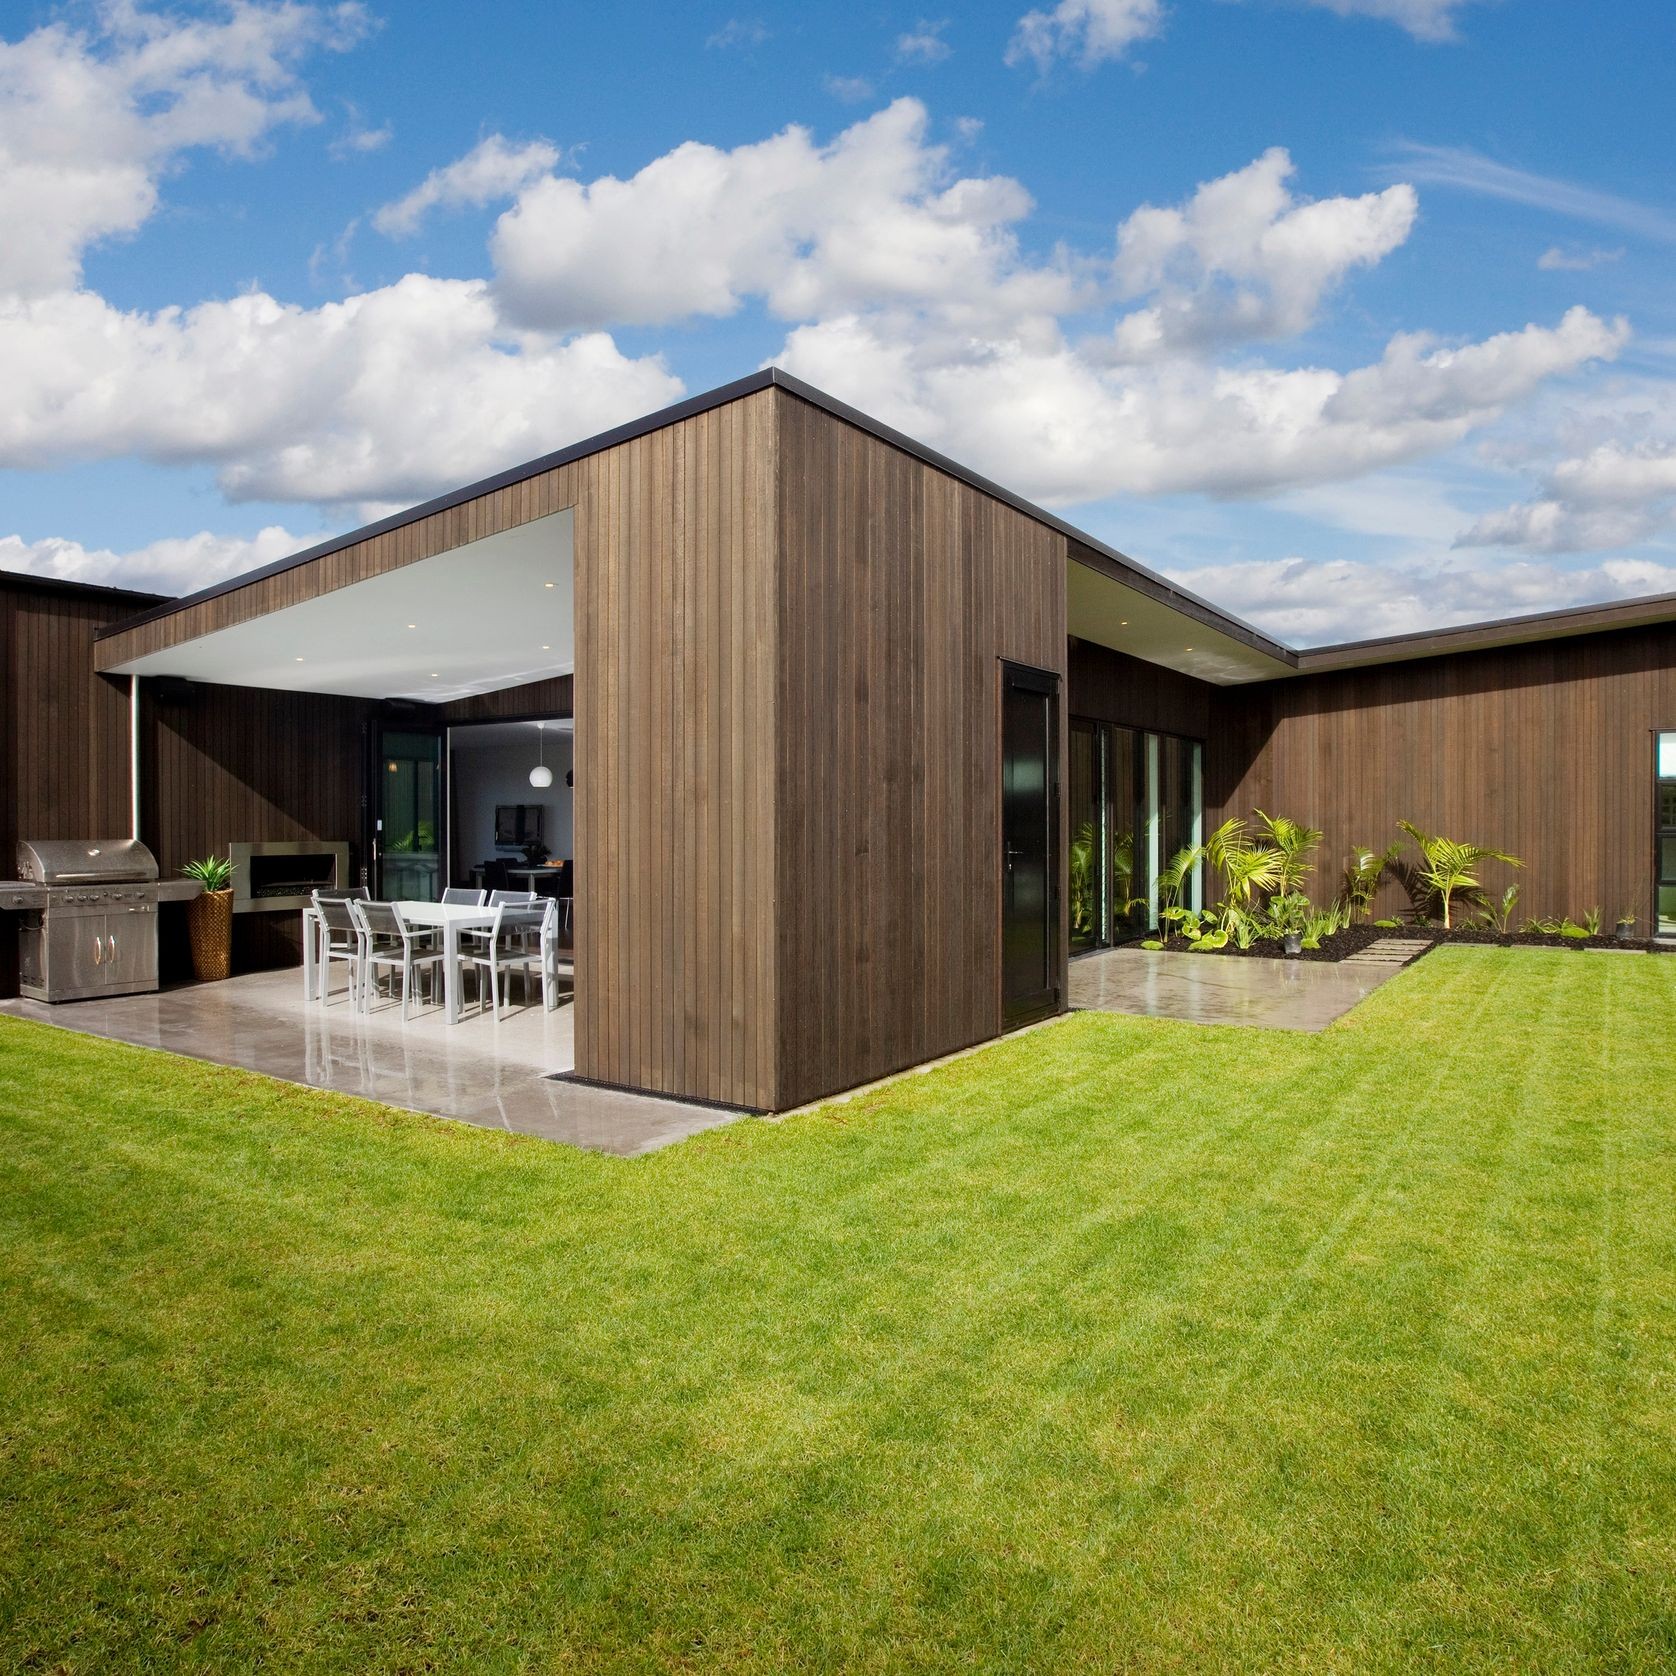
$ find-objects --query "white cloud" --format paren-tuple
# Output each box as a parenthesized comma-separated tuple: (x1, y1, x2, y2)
(491, 100, 1075, 335)
(1457, 441, 1676, 554)
(1298, 0, 1487, 43)
(1537, 244, 1624, 272)
(777, 307, 1626, 502)
(0, 278, 683, 506)
(328, 101, 391, 157)
(1162, 551, 1676, 645)
(896, 20, 952, 63)
(1387, 144, 1676, 244)
(0, 0, 369, 297)
(373, 134, 563, 237)
(824, 73, 875, 102)
(1006, 0, 1161, 72)
(0, 523, 317, 595)
(1109, 147, 1416, 356)
(706, 18, 770, 49)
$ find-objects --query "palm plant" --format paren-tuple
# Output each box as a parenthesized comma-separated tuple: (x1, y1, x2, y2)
(1253, 811, 1322, 897)
(1343, 842, 1400, 922)
(1396, 821, 1523, 930)
(1068, 819, 1098, 939)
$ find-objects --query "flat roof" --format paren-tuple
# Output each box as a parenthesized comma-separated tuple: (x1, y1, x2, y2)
(66, 367, 1676, 679)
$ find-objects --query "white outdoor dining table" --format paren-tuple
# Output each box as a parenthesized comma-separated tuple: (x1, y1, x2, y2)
(394, 900, 497, 1024)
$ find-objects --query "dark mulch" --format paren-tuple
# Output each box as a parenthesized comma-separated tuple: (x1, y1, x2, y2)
(1120, 923, 1663, 964)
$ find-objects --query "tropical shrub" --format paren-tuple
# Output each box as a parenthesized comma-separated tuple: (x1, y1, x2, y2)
(1343, 843, 1400, 921)
(1396, 821, 1523, 930)
(1254, 812, 1323, 897)
(1069, 819, 1098, 940)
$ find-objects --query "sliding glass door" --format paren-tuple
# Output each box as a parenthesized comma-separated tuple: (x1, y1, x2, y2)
(1068, 719, 1202, 948)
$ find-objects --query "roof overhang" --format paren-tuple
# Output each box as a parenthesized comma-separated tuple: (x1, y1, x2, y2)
(1066, 545, 1295, 684)
(102, 510, 573, 703)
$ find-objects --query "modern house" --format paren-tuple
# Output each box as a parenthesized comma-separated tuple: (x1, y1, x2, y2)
(3, 368, 1674, 1112)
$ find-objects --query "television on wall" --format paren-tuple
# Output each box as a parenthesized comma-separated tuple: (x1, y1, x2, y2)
(494, 804, 545, 848)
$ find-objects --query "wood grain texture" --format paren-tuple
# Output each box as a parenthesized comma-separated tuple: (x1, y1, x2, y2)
(1, 578, 156, 993)
(774, 392, 1067, 1110)
(1216, 627, 1676, 926)
(571, 389, 780, 1109)
(140, 679, 376, 970)
(1067, 638, 1214, 741)
(444, 675, 572, 725)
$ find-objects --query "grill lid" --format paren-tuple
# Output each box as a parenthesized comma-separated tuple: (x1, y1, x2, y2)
(17, 838, 160, 885)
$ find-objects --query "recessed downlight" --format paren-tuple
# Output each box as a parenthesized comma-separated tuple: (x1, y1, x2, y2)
(544, 581, 555, 589)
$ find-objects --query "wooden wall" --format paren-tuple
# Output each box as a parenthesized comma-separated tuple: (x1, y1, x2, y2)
(1067, 637, 1215, 739)
(140, 680, 377, 969)
(444, 674, 572, 725)
(572, 391, 780, 1109)
(1216, 626, 1676, 927)
(94, 395, 782, 1106)
(1, 576, 158, 994)
(774, 394, 1067, 1110)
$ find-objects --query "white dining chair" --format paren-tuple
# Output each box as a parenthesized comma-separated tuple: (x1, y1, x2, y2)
(458, 902, 545, 1017)
(312, 891, 364, 1007)
(351, 899, 444, 1020)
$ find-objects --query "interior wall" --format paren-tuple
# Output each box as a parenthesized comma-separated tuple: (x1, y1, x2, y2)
(1215, 625, 1676, 927)
(450, 729, 574, 873)
(774, 392, 1069, 1111)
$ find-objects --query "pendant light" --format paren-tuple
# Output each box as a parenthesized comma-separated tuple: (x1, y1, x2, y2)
(528, 720, 554, 788)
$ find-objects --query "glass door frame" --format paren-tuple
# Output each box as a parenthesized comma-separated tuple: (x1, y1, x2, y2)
(371, 721, 446, 902)
(1068, 715, 1205, 948)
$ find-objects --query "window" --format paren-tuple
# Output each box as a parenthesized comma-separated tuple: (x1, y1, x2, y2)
(1659, 733, 1676, 936)
(1066, 719, 1202, 947)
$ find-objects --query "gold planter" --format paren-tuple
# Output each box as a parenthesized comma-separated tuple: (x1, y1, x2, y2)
(186, 888, 234, 982)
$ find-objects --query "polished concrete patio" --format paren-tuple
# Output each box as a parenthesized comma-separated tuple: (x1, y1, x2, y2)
(0, 966, 740, 1157)
(1069, 943, 1421, 1031)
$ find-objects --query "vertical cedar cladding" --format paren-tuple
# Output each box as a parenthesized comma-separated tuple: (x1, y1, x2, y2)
(1212, 628, 1676, 926)
(774, 391, 1068, 1110)
(573, 388, 780, 1110)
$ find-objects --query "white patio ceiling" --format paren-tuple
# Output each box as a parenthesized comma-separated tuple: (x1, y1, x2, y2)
(104, 509, 574, 703)
(1066, 558, 1293, 686)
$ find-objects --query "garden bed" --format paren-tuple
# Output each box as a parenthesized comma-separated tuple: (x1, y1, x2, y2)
(1125, 924, 1664, 963)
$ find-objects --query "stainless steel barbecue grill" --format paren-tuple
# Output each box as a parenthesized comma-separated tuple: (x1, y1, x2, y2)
(12, 839, 161, 1002)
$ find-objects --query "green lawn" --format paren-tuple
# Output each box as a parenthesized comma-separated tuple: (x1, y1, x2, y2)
(2, 949, 1674, 1673)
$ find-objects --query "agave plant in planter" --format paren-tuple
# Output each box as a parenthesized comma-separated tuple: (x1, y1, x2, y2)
(181, 855, 236, 982)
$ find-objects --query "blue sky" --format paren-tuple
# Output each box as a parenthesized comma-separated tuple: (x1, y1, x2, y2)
(2, 0, 1673, 641)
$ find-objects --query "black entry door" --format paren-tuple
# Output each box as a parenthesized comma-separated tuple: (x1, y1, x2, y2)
(1001, 661, 1061, 1027)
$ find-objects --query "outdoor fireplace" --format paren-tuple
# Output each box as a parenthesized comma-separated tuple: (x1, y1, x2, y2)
(230, 840, 350, 914)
